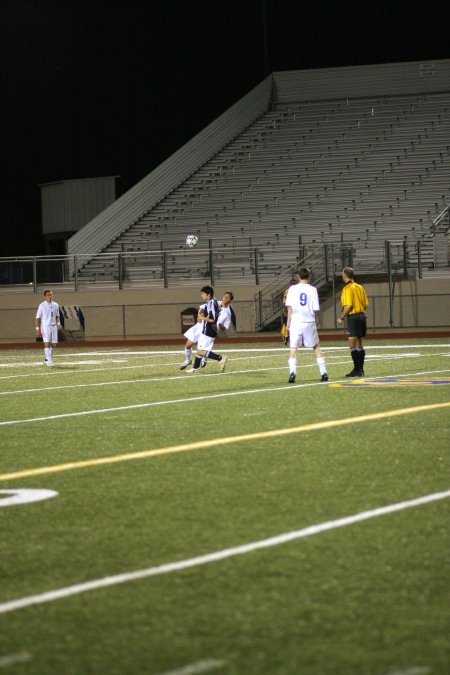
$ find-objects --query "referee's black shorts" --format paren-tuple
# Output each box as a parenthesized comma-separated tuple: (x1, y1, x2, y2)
(346, 312, 367, 338)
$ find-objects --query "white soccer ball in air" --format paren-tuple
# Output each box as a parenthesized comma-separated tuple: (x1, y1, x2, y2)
(186, 234, 199, 248)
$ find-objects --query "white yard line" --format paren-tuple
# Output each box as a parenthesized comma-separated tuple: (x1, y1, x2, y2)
(0, 489, 448, 616)
(0, 344, 448, 381)
(0, 373, 348, 426)
(0, 362, 174, 381)
(0, 356, 370, 395)
(0, 489, 58, 508)
(0, 652, 31, 668)
(0, 367, 449, 428)
(1, 343, 449, 365)
(154, 660, 225, 675)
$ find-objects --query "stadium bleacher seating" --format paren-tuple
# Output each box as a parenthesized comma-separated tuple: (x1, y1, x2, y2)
(76, 90, 450, 287)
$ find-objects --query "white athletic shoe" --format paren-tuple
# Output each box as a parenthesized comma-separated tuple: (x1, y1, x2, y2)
(185, 368, 199, 374)
(180, 359, 192, 370)
(220, 356, 228, 372)
(200, 357, 207, 368)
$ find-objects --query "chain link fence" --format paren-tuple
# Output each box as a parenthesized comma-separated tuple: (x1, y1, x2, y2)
(1, 294, 449, 341)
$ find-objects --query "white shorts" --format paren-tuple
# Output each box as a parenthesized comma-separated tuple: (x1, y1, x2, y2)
(184, 323, 202, 343)
(41, 325, 58, 344)
(289, 321, 318, 349)
(197, 334, 215, 353)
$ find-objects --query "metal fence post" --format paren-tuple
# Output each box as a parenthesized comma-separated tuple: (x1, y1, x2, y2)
(118, 253, 123, 290)
(258, 290, 263, 328)
(74, 255, 78, 292)
(209, 240, 214, 286)
(385, 240, 394, 327)
(323, 243, 329, 281)
(32, 257, 37, 292)
(331, 244, 337, 327)
(163, 251, 168, 288)
(254, 247, 260, 285)
(402, 239, 408, 277)
(417, 240, 423, 279)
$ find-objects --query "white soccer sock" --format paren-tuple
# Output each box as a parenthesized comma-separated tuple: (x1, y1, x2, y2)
(288, 357, 297, 375)
(316, 356, 327, 375)
(184, 347, 192, 360)
(44, 347, 51, 362)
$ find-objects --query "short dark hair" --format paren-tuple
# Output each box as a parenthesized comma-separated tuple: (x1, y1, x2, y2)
(201, 285, 214, 297)
(298, 267, 310, 280)
(343, 267, 354, 279)
(224, 291, 234, 301)
(43, 289, 52, 296)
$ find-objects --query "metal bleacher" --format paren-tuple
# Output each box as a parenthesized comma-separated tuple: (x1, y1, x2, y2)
(72, 64, 450, 288)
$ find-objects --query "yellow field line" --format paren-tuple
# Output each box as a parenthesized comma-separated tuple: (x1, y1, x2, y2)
(1, 401, 449, 482)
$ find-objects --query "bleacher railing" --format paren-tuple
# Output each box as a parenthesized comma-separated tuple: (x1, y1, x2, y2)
(253, 239, 430, 329)
(0, 239, 431, 297)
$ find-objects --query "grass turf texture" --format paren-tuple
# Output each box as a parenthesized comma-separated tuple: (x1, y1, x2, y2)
(0, 339, 449, 674)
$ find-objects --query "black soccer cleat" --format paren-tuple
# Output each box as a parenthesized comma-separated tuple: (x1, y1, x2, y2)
(320, 373, 329, 382)
(345, 369, 363, 377)
(288, 373, 296, 383)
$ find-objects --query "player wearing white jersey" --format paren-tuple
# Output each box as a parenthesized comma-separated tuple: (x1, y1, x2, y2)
(217, 292, 235, 332)
(285, 267, 328, 383)
(35, 289, 61, 366)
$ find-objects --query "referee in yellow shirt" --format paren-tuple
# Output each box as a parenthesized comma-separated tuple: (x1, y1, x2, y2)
(337, 267, 369, 377)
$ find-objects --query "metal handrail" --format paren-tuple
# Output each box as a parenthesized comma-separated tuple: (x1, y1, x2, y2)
(431, 204, 450, 235)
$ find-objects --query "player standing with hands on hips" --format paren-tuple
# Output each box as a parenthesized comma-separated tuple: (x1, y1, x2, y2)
(285, 267, 328, 383)
(35, 289, 61, 367)
(337, 267, 369, 377)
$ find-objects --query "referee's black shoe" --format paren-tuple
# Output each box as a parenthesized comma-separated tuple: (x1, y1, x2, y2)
(345, 369, 363, 377)
(320, 373, 329, 382)
(288, 373, 296, 383)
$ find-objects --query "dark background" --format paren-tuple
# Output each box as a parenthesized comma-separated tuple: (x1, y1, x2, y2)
(1, 0, 449, 256)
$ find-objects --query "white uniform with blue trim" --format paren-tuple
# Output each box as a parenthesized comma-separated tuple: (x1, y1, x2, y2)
(285, 282, 320, 348)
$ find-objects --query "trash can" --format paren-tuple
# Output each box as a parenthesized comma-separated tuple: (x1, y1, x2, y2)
(180, 307, 198, 333)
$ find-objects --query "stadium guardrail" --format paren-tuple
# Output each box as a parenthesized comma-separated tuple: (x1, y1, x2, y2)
(0, 239, 432, 294)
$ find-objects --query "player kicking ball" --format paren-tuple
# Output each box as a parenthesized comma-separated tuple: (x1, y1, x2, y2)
(179, 312, 204, 370)
(285, 267, 328, 383)
(185, 286, 228, 374)
(180, 291, 235, 371)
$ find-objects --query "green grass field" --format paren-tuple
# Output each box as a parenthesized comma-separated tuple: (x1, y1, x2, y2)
(0, 339, 449, 675)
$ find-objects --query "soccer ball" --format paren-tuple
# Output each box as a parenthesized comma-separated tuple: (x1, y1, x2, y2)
(186, 234, 199, 248)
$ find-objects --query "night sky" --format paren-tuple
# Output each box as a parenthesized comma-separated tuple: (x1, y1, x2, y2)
(1, 0, 449, 256)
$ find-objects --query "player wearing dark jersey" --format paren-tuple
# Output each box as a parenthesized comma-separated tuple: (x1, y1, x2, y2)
(186, 286, 228, 373)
